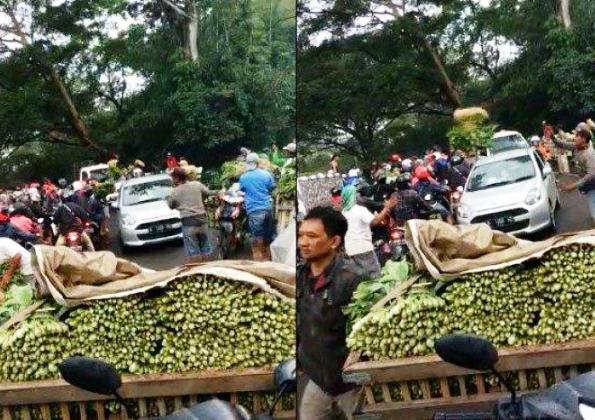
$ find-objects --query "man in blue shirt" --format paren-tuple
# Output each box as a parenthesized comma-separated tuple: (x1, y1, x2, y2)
(239, 153, 276, 261)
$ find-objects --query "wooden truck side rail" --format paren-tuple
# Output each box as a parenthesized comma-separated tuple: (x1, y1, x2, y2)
(1, 367, 296, 419)
(343, 339, 595, 419)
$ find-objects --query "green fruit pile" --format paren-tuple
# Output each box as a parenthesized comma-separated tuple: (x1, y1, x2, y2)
(347, 244, 595, 360)
(0, 275, 295, 382)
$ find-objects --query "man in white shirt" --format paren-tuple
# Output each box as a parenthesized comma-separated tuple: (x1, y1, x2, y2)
(341, 185, 396, 279)
(0, 237, 33, 293)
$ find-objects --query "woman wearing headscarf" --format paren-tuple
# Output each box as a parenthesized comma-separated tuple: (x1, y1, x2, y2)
(341, 185, 396, 279)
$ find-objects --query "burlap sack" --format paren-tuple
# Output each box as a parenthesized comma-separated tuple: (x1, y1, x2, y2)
(405, 219, 595, 280)
(31, 246, 295, 307)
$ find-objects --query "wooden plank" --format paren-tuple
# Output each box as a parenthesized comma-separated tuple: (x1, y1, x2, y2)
(59, 403, 71, 420)
(554, 368, 563, 384)
(475, 375, 485, 394)
(537, 369, 547, 389)
(20, 406, 31, 420)
(0, 367, 276, 405)
(40, 405, 50, 420)
(364, 386, 375, 405)
(419, 380, 431, 400)
(95, 401, 106, 420)
(569, 366, 579, 378)
(156, 398, 167, 417)
(439, 378, 450, 398)
(137, 399, 147, 418)
(1, 407, 11, 420)
(380, 384, 392, 403)
(457, 377, 467, 397)
(518, 370, 528, 390)
(399, 383, 411, 401)
(253, 394, 262, 413)
(120, 403, 128, 419)
(343, 339, 595, 383)
(230, 393, 238, 405)
(189, 395, 198, 406)
(174, 397, 183, 410)
(78, 403, 87, 420)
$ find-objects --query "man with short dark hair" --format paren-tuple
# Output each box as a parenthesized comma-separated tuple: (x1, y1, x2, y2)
(297, 206, 365, 419)
(554, 128, 595, 221)
(168, 167, 219, 263)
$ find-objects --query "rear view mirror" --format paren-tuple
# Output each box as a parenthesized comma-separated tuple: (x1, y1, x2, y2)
(58, 357, 121, 396)
(435, 334, 498, 371)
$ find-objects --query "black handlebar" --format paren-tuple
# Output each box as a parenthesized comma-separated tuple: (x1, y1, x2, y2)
(434, 412, 495, 420)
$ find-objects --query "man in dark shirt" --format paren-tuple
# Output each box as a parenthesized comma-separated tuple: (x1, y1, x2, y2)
(297, 206, 365, 419)
(392, 173, 427, 223)
(53, 202, 94, 250)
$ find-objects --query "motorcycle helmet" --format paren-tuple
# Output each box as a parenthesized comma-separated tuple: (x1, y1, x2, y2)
(330, 187, 342, 197)
(132, 168, 143, 178)
(414, 166, 430, 181)
(451, 154, 463, 166)
(530, 135, 541, 145)
(58, 178, 68, 188)
(389, 154, 401, 163)
(401, 159, 412, 172)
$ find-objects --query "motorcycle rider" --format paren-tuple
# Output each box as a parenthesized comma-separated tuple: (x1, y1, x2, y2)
(0, 210, 38, 244)
(392, 173, 428, 224)
(53, 201, 94, 250)
(414, 166, 455, 224)
(447, 154, 470, 190)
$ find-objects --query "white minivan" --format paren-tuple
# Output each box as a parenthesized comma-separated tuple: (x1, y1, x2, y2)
(457, 148, 560, 235)
(116, 174, 182, 247)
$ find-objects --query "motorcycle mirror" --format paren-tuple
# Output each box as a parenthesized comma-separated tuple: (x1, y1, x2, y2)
(435, 334, 498, 371)
(58, 357, 122, 396)
(274, 359, 297, 393)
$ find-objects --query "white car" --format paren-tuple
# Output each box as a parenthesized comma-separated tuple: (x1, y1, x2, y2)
(478, 130, 529, 157)
(116, 174, 182, 247)
(457, 148, 560, 235)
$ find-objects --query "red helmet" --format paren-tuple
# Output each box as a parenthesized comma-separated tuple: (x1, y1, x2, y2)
(414, 166, 430, 181)
(389, 154, 401, 163)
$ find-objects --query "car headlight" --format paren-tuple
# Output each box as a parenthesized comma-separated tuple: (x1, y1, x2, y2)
(525, 188, 541, 206)
(458, 204, 470, 219)
(122, 214, 136, 226)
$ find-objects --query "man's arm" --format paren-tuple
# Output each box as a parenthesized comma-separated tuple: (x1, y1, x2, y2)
(552, 135, 575, 151)
(0, 254, 21, 290)
(167, 189, 178, 209)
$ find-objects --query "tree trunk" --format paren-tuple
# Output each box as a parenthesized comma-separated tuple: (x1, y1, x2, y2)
(559, 0, 571, 29)
(422, 37, 462, 109)
(48, 67, 107, 154)
(186, 0, 199, 62)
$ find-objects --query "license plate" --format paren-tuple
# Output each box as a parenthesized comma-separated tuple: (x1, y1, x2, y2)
(150, 225, 167, 233)
(492, 217, 513, 227)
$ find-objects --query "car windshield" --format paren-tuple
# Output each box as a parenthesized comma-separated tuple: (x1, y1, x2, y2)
(467, 155, 535, 192)
(89, 168, 108, 182)
(489, 134, 528, 154)
(122, 179, 172, 206)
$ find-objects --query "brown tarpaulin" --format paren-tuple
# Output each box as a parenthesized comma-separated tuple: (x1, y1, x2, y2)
(404, 219, 595, 280)
(31, 246, 295, 307)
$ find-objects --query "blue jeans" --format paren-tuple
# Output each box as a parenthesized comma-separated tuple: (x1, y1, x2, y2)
(181, 225, 212, 257)
(587, 191, 595, 222)
(247, 209, 275, 244)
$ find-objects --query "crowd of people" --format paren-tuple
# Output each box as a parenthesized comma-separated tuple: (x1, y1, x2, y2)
(296, 118, 595, 418)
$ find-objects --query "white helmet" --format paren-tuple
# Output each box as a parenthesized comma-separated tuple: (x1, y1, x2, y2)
(132, 168, 143, 178)
(72, 181, 84, 191)
(530, 135, 540, 144)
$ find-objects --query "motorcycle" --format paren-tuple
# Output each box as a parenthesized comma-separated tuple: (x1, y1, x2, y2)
(433, 334, 595, 419)
(83, 219, 103, 250)
(58, 356, 296, 419)
(62, 225, 95, 252)
(420, 190, 451, 221)
(373, 215, 408, 265)
(217, 194, 246, 260)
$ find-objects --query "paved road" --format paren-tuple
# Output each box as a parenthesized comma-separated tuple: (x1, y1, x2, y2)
(105, 174, 592, 270)
(107, 211, 251, 270)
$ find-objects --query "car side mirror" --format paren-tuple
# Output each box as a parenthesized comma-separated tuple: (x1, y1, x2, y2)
(543, 164, 552, 178)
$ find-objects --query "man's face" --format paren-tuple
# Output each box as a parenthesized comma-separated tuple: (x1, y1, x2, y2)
(574, 135, 588, 150)
(298, 218, 339, 261)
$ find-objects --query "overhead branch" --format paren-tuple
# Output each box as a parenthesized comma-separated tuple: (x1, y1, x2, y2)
(160, 0, 191, 20)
